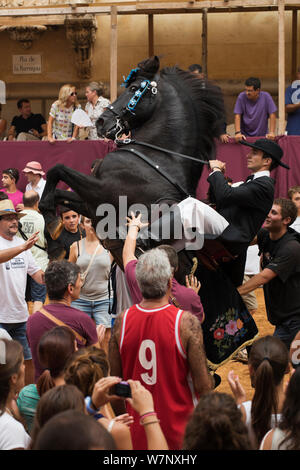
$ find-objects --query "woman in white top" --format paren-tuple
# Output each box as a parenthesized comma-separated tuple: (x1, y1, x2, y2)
(85, 81, 110, 140)
(47, 83, 80, 142)
(228, 335, 290, 449)
(0, 339, 31, 450)
(260, 366, 300, 450)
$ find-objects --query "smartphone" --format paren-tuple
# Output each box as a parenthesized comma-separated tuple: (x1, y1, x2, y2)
(114, 381, 132, 398)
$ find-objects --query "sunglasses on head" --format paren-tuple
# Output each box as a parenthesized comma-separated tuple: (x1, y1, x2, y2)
(3, 170, 15, 178)
(70, 92, 77, 96)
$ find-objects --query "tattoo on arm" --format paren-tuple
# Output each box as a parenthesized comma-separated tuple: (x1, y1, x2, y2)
(181, 312, 213, 395)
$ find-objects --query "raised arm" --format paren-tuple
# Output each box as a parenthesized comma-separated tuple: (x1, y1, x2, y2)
(126, 379, 168, 450)
(0, 231, 39, 264)
(122, 212, 148, 269)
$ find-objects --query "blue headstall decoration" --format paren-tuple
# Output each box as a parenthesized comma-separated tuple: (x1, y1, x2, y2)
(122, 68, 140, 88)
(121, 67, 158, 115)
(126, 80, 158, 114)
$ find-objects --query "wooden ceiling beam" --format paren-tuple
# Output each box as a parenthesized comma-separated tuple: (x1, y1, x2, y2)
(0, 1, 299, 18)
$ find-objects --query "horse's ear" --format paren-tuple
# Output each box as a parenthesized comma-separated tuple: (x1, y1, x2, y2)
(138, 56, 160, 76)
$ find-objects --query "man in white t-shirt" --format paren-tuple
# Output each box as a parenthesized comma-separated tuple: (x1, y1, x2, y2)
(17, 190, 49, 313)
(22, 161, 46, 200)
(0, 199, 44, 383)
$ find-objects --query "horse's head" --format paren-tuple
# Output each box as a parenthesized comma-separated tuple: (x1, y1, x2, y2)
(96, 56, 160, 140)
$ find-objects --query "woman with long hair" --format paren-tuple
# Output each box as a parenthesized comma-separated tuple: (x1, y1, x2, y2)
(228, 335, 290, 448)
(182, 392, 252, 450)
(260, 367, 300, 450)
(47, 83, 80, 142)
(69, 216, 113, 354)
(29, 384, 87, 449)
(85, 81, 110, 140)
(17, 326, 77, 432)
(64, 345, 133, 450)
(0, 339, 30, 449)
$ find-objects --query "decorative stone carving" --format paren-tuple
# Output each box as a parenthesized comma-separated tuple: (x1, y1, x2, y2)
(65, 15, 97, 79)
(0, 25, 47, 49)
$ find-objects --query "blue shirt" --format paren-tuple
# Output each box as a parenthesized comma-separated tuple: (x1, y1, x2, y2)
(285, 84, 300, 135)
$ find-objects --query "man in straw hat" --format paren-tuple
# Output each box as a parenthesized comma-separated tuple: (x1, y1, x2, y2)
(0, 199, 44, 383)
(22, 161, 46, 200)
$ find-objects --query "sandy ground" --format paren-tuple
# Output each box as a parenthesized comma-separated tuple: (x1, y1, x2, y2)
(217, 287, 275, 399)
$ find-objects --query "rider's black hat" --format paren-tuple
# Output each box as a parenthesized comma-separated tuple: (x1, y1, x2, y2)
(240, 138, 289, 169)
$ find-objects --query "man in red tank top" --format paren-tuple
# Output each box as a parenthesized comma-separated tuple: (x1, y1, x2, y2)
(109, 248, 213, 450)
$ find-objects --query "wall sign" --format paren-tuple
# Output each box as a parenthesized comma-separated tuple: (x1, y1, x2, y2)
(13, 55, 41, 74)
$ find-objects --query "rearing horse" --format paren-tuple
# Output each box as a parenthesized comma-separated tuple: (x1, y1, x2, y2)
(40, 56, 258, 368)
(40, 56, 225, 259)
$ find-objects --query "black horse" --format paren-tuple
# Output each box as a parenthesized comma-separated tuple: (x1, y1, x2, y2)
(40, 56, 225, 260)
(40, 56, 258, 368)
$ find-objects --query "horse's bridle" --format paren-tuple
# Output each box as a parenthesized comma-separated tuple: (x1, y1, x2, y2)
(116, 138, 210, 166)
(101, 67, 210, 197)
(104, 70, 159, 139)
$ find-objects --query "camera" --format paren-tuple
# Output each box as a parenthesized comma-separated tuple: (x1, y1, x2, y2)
(114, 381, 132, 398)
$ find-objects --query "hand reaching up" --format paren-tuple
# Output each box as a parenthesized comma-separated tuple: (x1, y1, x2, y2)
(227, 370, 246, 405)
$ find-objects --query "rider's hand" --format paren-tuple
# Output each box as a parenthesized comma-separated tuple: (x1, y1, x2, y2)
(209, 160, 226, 174)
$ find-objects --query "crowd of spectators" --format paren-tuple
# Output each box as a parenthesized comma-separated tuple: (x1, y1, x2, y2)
(0, 193, 300, 450)
(1, 72, 300, 452)
(1, 68, 300, 143)
(0, 80, 110, 143)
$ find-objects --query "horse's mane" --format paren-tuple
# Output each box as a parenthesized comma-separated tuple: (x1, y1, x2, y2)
(130, 56, 225, 161)
(158, 66, 225, 160)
